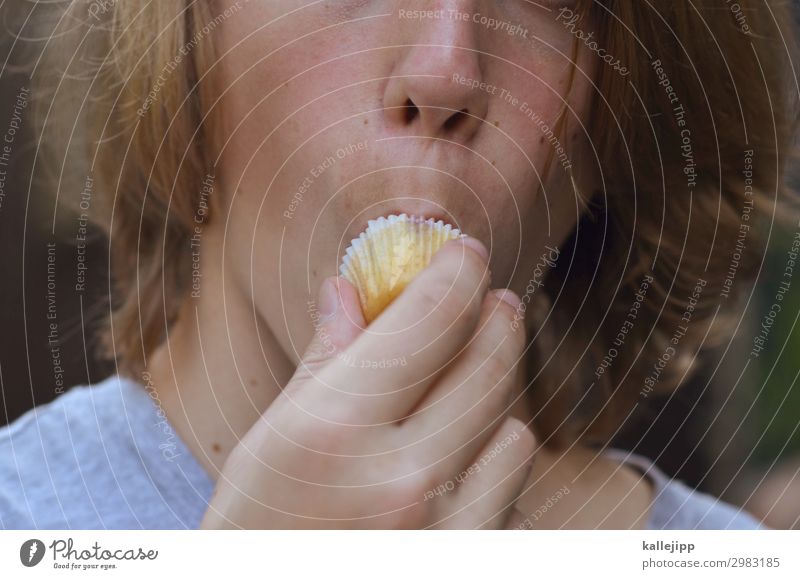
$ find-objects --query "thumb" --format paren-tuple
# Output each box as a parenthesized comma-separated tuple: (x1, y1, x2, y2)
(298, 276, 366, 374)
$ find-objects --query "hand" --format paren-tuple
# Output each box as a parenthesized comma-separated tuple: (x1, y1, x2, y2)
(201, 238, 536, 529)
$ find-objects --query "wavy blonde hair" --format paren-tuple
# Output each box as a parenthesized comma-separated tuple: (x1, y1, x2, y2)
(28, 1, 800, 447)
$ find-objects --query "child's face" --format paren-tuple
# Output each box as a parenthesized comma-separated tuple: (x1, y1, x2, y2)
(212, 1, 594, 361)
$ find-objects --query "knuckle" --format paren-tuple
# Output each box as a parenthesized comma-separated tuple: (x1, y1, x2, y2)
(404, 246, 488, 337)
(447, 241, 488, 277)
(432, 244, 488, 295)
(401, 466, 437, 499)
(378, 452, 436, 498)
(474, 319, 524, 380)
(413, 276, 474, 332)
(480, 351, 514, 384)
(434, 238, 476, 264)
(449, 250, 490, 298)
(493, 316, 526, 360)
(376, 472, 434, 528)
(290, 418, 350, 455)
(380, 500, 430, 529)
(505, 417, 537, 454)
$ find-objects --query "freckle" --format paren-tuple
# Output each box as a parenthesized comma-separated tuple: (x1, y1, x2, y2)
(212, 442, 221, 453)
(363, 119, 369, 125)
(572, 133, 578, 141)
(248, 378, 257, 387)
(494, 120, 500, 128)
(540, 136, 545, 144)
(491, 160, 497, 167)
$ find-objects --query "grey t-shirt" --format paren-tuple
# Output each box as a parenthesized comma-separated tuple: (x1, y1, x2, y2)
(0, 374, 765, 529)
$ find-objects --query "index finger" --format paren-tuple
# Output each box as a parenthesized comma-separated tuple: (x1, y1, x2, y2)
(323, 237, 491, 424)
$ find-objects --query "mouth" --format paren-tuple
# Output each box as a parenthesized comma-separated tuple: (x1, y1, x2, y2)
(338, 213, 467, 323)
(344, 203, 463, 243)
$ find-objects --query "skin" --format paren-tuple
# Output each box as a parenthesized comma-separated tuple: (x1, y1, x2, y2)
(148, 0, 652, 528)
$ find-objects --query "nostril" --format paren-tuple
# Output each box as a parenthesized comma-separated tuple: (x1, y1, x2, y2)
(403, 98, 419, 124)
(443, 108, 469, 132)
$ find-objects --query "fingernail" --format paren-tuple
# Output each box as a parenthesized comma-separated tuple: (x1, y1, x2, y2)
(318, 278, 339, 321)
(493, 289, 521, 310)
(459, 236, 489, 262)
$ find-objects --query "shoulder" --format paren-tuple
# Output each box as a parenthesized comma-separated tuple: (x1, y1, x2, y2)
(1, 375, 139, 450)
(0, 375, 212, 529)
(0, 380, 104, 527)
(605, 449, 766, 530)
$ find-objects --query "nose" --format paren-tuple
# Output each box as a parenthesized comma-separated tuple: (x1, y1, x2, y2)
(384, 7, 489, 143)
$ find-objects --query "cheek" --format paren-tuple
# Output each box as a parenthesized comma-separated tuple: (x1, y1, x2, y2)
(481, 50, 595, 288)
(214, 10, 386, 233)
(211, 8, 394, 360)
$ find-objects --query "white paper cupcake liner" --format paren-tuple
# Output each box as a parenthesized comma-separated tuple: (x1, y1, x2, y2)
(339, 214, 465, 322)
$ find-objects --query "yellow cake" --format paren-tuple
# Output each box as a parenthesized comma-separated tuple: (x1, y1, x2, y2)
(339, 214, 465, 322)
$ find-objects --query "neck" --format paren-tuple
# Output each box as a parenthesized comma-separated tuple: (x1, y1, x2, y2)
(147, 227, 294, 476)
